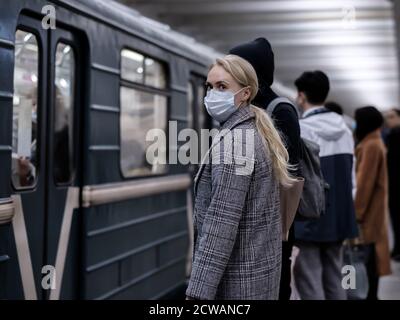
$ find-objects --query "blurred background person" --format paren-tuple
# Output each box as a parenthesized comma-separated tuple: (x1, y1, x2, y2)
(325, 101, 356, 132)
(354, 106, 392, 300)
(384, 108, 400, 261)
(11, 88, 38, 188)
(53, 86, 72, 183)
(293, 71, 358, 300)
(325, 101, 343, 115)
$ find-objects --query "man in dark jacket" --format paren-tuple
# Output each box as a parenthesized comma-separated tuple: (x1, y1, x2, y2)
(384, 108, 400, 261)
(230, 38, 302, 300)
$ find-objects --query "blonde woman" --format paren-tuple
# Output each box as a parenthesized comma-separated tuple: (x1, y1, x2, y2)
(186, 55, 295, 300)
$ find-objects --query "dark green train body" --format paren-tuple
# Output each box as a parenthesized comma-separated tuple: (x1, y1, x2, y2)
(0, 0, 214, 299)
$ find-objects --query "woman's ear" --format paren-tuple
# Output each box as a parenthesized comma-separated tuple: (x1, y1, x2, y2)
(243, 86, 251, 102)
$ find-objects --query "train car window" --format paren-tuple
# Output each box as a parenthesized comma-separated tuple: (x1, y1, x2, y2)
(120, 48, 168, 178)
(53, 42, 75, 184)
(11, 30, 39, 189)
(121, 49, 166, 89)
(120, 87, 167, 177)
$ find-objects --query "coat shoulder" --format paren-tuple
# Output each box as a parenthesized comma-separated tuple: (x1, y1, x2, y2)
(357, 136, 385, 155)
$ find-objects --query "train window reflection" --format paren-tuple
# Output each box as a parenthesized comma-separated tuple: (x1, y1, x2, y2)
(187, 82, 194, 129)
(11, 30, 39, 189)
(145, 58, 166, 89)
(120, 87, 167, 177)
(54, 42, 75, 184)
(121, 49, 144, 83)
(197, 85, 206, 130)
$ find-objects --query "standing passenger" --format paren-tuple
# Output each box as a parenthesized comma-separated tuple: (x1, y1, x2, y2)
(293, 71, 358, 300)
(186, 55, 295, 300)
(229, 37, 302, 300)
(384, 108, 400, 261)
(354, 106, 392, 300)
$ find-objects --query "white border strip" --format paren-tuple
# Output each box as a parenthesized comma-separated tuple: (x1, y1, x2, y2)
(11, 195, 37, 300)
(50, 187, 79, 300)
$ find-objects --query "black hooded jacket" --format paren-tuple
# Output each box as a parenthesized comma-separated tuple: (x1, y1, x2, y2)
(230, 38, 301, 176)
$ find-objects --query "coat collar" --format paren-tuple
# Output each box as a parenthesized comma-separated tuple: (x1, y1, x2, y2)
(356, 129, 382, 150)
(193, 105, 255, 194)
(360, 129, 381, 142)
(220, 104, 255, 131)
(208, 105, 255, 152)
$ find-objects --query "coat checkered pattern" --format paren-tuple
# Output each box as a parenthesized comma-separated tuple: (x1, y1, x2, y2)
(186, 105, 282, 300)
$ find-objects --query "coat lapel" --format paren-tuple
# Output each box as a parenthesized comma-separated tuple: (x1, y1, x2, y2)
(193, 106, 255, 195)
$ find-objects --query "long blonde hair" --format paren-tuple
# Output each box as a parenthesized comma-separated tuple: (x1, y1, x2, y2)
(213, 54, 296, 187)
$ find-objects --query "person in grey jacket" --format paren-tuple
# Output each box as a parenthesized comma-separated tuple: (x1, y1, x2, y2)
(186, 55, 295, 300)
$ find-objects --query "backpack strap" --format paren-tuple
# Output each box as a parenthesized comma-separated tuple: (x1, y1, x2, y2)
(266, 97, 299, 118)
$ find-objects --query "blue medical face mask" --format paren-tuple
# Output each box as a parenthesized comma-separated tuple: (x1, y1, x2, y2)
(204, 87, 247, 123)
(351, 121, 357, 131)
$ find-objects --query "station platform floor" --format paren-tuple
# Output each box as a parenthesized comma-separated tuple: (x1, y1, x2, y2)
(378, 223, 400, 300)
(379, 259, 400, 300)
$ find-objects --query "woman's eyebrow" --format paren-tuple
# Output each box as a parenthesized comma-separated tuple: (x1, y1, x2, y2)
(205, 80, 230, 87)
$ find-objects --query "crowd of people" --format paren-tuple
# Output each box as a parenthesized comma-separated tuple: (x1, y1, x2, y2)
(185, 37, 400, 300)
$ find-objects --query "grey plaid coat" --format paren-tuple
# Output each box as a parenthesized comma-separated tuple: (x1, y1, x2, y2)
(186, 105, 282, 300)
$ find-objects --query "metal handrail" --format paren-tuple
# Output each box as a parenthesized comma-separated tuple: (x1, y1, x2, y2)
(82, 174, 192, 208)
(0, 198, 15, 225)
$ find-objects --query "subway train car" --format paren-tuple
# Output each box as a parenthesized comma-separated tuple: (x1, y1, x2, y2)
(0, 0, 217, 299)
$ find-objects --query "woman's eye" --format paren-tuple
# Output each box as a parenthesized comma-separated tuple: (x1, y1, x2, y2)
(218, 84, 226, 91)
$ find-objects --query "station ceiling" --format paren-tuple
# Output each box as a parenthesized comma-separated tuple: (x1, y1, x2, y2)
(119, 0, 400, 114)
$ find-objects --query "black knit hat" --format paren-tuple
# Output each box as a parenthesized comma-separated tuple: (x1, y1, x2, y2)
(229, 38, 275, 107)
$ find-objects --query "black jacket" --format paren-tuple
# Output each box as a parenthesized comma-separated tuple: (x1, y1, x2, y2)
(387, 126, 400, 191)
(268, 102, 301, 177)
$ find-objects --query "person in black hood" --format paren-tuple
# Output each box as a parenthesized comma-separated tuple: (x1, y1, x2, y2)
(230, 38, 276, 106)
(384, 108, 400, 260)
(230, 38, 302, 300)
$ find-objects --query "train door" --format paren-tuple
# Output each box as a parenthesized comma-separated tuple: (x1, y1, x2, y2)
(9, 14, 85, 299)
(8, 15, 48, 300)
(45, 25, 84, 300)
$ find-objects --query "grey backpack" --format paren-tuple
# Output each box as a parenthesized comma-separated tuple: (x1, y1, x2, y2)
(266, 98, 328, 219)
